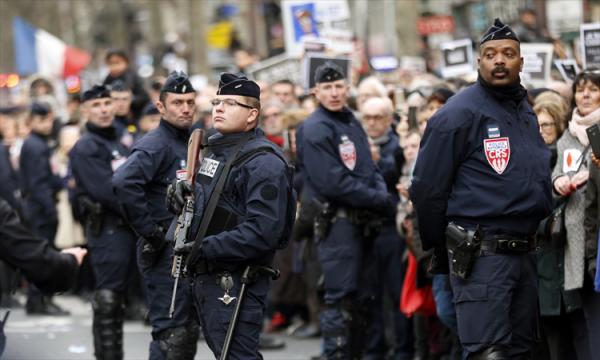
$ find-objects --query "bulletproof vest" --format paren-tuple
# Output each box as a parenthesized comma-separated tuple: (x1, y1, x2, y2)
(202, 146, 295, 250)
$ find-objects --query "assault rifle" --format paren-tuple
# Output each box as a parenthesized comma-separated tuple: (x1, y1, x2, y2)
(168, 129, 204, 318)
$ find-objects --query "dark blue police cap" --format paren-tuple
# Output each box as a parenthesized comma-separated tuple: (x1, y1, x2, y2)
(108, 79, 130, 92)
(480, 18, 520, 45)
(30, 102, 51, 116)
(82, 85, 111, 102)
(142, 103, 160, 116)
(217, 73, 260, 99)
(161, 71, 195, 94)
(314, 61, 345, 84)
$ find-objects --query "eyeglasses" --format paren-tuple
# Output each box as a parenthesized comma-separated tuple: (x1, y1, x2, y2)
(362, 114, 387, 121)
(539, 122, 556, 129)
(210, 98, 254, 109)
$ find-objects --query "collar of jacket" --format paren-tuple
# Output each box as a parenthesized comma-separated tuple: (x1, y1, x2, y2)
(318, 104, 355, 123)
(159, 119, 189, 141)
(477, 73, 527, 104)
(85, 122, 117, 140)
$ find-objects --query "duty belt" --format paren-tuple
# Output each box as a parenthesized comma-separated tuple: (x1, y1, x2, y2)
(480, 235, 537, 254)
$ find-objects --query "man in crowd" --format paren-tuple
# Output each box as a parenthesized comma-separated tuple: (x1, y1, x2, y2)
(69, 85, 137, 359)
(113, 71, 199, 360)
(271, 79, 299, 108)
(361, 96, 414, 360)
(296, 62, 392, 359)
(410, 19, 552, 358)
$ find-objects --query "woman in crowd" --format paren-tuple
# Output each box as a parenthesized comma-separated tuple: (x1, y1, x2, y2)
(532, 93, 576, 360)
(552, 70, 600, 359)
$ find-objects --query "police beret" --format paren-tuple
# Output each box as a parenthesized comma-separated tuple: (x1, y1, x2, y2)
(480, 18, 520, 45)
(82, 85, 111, 102)
(30, 102, 51, 116)
(314, 61, 345, 84)
(108, 79, 130, 92)
(161, 71, 195, 94)
(142, 103, 160, 116)
(217, 73, 260, 99)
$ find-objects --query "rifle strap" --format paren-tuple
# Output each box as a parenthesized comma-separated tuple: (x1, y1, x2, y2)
(185, 132, 252, 271)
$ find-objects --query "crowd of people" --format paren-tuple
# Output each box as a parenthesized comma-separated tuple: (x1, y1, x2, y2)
(0, 16, 599, 360)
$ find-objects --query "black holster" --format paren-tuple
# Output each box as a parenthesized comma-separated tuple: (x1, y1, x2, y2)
(313, 200, 334, 242)
(80, 196, 103, 236)
(445, 223, 481, 279)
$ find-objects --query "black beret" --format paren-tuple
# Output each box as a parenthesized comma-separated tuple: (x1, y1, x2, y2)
(30, 102, 51, 116)
(217, 73, 260, 99)
(108, 79, 130, 92)
(480, 18, 520, 45)
(82, 85, 111, 102)
(161, 71, 195, 94)
(142, 103, 160, 116)
(314, 61, 345, 84)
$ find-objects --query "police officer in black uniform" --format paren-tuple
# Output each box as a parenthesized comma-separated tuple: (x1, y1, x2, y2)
(295, 63, 392, 359)
(112, 72, 199, 360)
(166, 73, 295, 359)
(410, 19, 553, 359)
(69, 85, 137, 359)
(20, 101, 68, 315)
(108, 80, 138, 148)
(0, 199, 87, 357)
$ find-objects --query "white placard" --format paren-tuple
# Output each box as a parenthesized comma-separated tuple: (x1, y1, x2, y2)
(440, 39, 474, 78)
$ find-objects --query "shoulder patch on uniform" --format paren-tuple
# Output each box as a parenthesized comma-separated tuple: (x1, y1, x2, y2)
(260, 184, 278, 200)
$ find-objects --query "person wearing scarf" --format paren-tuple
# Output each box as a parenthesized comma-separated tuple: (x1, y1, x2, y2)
(552, 69, 600, 358)
(410, 18, 553, 358)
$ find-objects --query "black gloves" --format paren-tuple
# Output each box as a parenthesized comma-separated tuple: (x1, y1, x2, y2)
(166, 180, 193, 214)
(140, 225, 167, 267)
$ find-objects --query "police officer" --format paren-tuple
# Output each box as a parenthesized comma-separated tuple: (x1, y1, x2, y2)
(360, 96, 414, 360)
(166, 73, 295, 359)
(0, 137, 20, 212)
(19, 101, 68, 315)
(69, 85, 137, 359)
(112, 72, 199, 360)
(295, 62, 392, 359)
(410, 19, 552, 359)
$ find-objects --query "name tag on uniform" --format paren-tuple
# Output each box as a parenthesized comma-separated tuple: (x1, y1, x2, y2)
(487, 124, 500, 138)
(199, 158, 220, 178)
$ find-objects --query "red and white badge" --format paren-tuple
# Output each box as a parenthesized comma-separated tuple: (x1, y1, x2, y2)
(339, 137, 357, 171)
(483, 137, 510, 174)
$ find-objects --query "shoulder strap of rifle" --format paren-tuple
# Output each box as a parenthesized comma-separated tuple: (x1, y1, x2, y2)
(185, 132, 252, 270)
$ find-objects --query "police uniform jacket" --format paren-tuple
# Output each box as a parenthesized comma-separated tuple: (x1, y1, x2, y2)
(69, 123, 129, 217)
(19, 131, 63, 220)
(190, 128, 294, 266)
(0, 199, 78, 295)
(410, 79, 553, 250)
(296, 105, 389, 211)
(0, 141, 20, 211)
(112, 119, 188, 237)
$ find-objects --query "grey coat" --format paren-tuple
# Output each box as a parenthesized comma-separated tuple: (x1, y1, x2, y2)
(552, 131, 589, 290)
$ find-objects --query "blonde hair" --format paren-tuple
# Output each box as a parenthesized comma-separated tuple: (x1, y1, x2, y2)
(533, 99, 567, 135)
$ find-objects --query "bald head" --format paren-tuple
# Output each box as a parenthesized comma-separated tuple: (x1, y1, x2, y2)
(361, 96, 394, 139)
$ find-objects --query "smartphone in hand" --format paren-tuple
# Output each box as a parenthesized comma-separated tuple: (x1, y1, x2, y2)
(587, 124, 600, 158)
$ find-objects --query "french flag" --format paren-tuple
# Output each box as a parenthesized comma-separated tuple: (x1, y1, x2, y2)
(13, 17, 91, 78)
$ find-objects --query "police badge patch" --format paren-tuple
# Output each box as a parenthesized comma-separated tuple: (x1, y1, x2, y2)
(483, 137, 510, 174)
(339, 136, 357, 170)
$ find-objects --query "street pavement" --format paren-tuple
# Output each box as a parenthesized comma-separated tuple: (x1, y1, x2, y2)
(2, 295, 320, 360)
